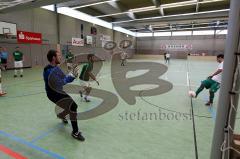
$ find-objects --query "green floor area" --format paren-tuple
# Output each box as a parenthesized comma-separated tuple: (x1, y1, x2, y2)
(0, 59, 234, 159)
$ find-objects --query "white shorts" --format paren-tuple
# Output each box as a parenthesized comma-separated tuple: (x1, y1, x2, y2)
(14, 61, 23, 68)
(79, 80, 91, 87)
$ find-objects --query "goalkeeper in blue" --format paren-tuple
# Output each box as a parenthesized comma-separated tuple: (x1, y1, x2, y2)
(43, 49, 85, 141)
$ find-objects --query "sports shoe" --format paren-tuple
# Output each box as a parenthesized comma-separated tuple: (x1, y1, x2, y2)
(205, 101, 213, 106)
(20, 75, 23, 77)
(79, 91, 83, 98)
(71, 131, 85, 141)
(0, 92, 7, 96)
(62, 118, 68, 124)
(84, 97, 91, 102)
(57, 115, 68, 124)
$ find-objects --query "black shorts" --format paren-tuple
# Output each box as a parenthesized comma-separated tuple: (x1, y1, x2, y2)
(47, 91, 71, 104)
(47, 91, 78, 111)
(1, 59, 7, 64)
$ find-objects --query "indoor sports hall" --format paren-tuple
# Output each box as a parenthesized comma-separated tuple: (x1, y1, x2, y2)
(0, 0, 239, 159)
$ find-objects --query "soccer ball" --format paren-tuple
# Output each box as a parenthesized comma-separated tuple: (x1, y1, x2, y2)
(188, 91, 196, 98)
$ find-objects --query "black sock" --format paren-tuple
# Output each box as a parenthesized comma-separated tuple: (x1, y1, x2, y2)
(71, 121, 79, 133)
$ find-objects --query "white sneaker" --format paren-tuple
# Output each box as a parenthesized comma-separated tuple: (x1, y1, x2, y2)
(0, 91, 7, 96)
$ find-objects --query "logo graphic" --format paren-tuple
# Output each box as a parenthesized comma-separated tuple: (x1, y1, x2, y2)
(50, 40, 173, 120)
(18, 32, 25, 39)
(72, 38, 84, 46)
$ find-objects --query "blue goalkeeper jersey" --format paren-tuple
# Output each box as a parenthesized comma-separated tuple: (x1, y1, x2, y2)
(43, 64, 75, 94)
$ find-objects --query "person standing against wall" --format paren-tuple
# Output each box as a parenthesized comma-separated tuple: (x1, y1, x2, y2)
(12, 46, 24, 78)
(0, 47, 8, 71)
(0, 47, 3, 69)
(118, 44, 128, 66)
(0, 56, 7, 96)
(120, 50, 128, 66)
(166, 52, 171, 64)
(164, 52, 167, 64)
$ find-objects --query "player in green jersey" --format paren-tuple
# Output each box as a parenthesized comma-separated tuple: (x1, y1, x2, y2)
(12, 47, 24, 78)
(79, 54, 99, 102)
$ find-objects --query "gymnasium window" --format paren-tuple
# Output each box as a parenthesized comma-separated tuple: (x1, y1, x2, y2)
(172, 31, 192, 36)
(193, 30, 215, 35)
(136, 33, 153, 37)
(216, 29, 228, 35)
(154, 32, 171, 37)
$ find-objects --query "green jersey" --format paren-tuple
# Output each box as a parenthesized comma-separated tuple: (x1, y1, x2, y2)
(13, 51, 23, 61)
(66, 52, 74, 63)
(79, 62, 93, 81)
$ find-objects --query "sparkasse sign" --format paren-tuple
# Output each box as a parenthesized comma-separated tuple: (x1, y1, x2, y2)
(17, 30, 42, 44)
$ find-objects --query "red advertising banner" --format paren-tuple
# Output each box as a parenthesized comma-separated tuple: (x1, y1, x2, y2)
(17, 30, 42, 44)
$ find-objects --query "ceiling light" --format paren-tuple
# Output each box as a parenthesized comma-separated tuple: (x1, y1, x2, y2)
(72, 0, 118, 9)
(129, 6, 156, 13)
(199, 0, 225, 4)
(97, 12, 125, 18)
(162, 0, 197, 8)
